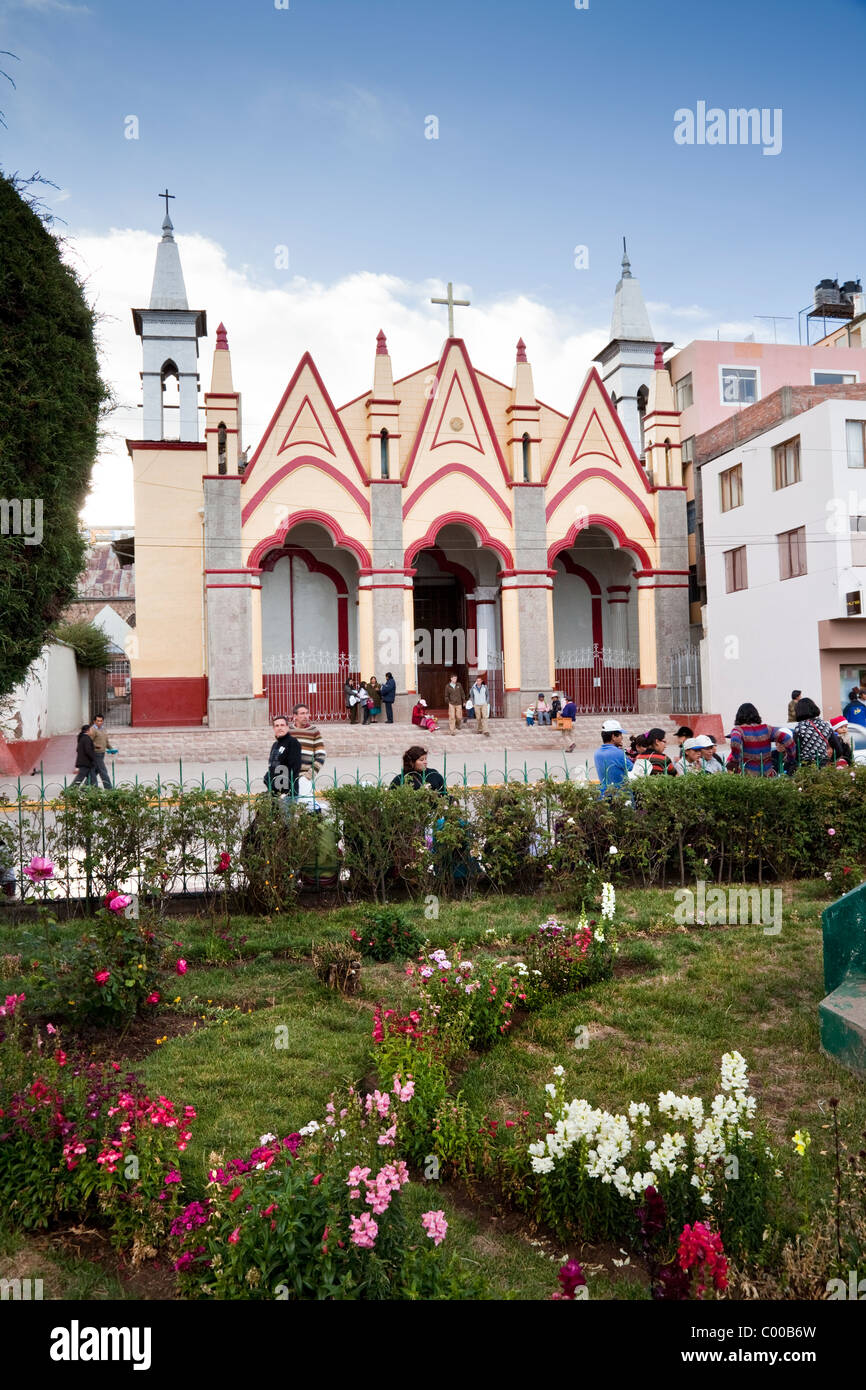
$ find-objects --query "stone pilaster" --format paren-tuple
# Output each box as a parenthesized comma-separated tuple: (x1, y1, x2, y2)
(203, 477, 269, 728)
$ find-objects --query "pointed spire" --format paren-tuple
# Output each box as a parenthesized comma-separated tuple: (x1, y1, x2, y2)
(149, 211, 189, 311)
(209, 322, 234, 392)
(376, 329, 388, 356)
(610, 241, 654, 342)
(653, 343, 664, 370)
(372, 328, 394, 398)
(516, 337, 528, 363)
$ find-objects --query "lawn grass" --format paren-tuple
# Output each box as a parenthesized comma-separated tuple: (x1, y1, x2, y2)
(1, 879, 860, 1299)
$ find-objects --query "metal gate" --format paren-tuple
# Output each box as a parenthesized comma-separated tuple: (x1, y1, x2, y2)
(670, 644, 702, 714)
(89, 659, 132, 727)
(555, 646, 639, 714)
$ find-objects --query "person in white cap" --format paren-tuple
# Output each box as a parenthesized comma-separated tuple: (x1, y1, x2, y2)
(594, 719, 630, 795)
(695, 735, 724, 773)
(674, 736, 708, 775)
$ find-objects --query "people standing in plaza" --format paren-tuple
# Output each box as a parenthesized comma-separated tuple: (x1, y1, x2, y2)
(792, 697, 849, 768)
(264, 714, 302, 796)
(289, 703, 327, 778)
(727, 703, 794, 776)
(380, 672, 396, 723)
(72, 724, 98, 786)
(389, 745, 446, 794)
(842, 687, 866, 728)
(88, 714, 114, 789)
(344, 677, 361, 724)
(594, 719, 630, 793)
(469, 673, 490, 736)
(444, 672, 465, 735)
(366, 677, 382, 723)
(629, 728, 677, 777)
(787, 690, 803, 724)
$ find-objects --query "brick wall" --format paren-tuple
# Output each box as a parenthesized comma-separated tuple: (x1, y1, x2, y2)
(696, 383, 866, 466)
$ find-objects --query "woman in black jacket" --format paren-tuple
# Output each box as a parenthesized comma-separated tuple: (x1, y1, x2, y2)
(380, 672, 396, 723)
(72, 725, 98, 786)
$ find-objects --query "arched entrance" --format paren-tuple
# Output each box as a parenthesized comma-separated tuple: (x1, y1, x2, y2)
(407, 521, 505, 714)
(258, 521, 360, 719)
(551, 524, 639, 712)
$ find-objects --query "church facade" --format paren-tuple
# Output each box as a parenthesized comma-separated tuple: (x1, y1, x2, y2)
(127, 216, 689, 726)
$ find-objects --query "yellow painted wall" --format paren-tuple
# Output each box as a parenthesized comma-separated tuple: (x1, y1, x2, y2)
(129, 444, 205, 678)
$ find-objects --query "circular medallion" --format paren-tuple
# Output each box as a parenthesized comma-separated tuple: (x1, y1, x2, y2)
(449, 416, 464, 431)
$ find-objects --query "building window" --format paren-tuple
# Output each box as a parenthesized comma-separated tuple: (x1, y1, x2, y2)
(847, 419, 866, 468)
(637, 384, 649, 456)
(380, 428, 389, 478)
(720, 463, 743, 512)
(850, 515, 866, 566)
(720, 366, 758, 405)
(687, 499, 696, 534)
(688, 567, 701, 605)
(522, 432, 531, 482)
(813, 370, 858, 386)
(773, 437, 800, 490)
(675, 373, 694, 410)
(217, 422, 227, 475)
(681, 434, 695, 465)
(724, 546, 748, 593)
(778, 526, 807, 581)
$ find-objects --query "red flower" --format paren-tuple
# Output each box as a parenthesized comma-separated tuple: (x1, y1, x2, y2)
(103, 890, 122, 909)
(145, 992, 160, 1005)
(94, 968, 110, 986)
(312, 1173, 322, 1185)
(229, 1186, 242, 1202)
(54, 1049, 67, 1066)
(228, 1227, 241, 1244)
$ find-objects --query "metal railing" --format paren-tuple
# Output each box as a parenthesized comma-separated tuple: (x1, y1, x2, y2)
(670, 644, 702, 714)
(555, 645, 639, 713)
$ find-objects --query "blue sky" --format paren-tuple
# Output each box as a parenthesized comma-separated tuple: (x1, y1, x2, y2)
(2, 0, 865, 518)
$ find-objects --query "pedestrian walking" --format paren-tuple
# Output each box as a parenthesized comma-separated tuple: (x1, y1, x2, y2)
(264, 713, 302, 795)
(594, 719, 630, 793)
(289, 703, 327, 777)
(727, 703, 794, 777)
(89, 714, 114, 789)
(469, 674, 490, 736)
(444, 672, 465, 735)
(559, 695, 577, 752)
(380, 671, 396, 723)
(72, 724, 98, 786)
(389, 745, 446, 794)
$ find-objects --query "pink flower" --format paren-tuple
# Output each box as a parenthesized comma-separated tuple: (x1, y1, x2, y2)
(346, 1166, 371, 1188)
(164, 1169, 181, 1184)
(421, 1210, 448, 1246)
(312, 1173, 322, 1186)
(377, 1124, 397, 1147)
(23, 856, 54, 883)
(94, 969, 110, 986)
(828, 828, 836, 836)
(176, 959, 188, 975)
(107, 894, 132, 914)
(228, 1227, 241, 1244)
(145, 992, 160, 1005)
(349, 1213, 378, 1249)
(46, 1022, 56, 1035)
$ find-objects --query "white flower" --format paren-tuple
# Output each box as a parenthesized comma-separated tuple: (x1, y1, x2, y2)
(530, 1155, 555, 1174)
(259, 1132, 277, 1145)
(545, 1083, 558, 1097)
(532, 969, 542, 976)
(339, 868, 350, 882)
(609, 845, 618, 855)
(298, 1120, 320, 1137)
(593, 927, 605, 943)
(458, 960, 473, 972)
(552, 1065, 565, 1077)
(601, 883, 616, 920)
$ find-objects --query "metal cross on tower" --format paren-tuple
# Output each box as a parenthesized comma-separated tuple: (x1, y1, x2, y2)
(158, 188, 175, 218)
(430, 281, 470, 337)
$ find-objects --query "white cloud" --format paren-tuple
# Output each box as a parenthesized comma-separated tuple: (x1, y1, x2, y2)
(3, 0, 91, 14)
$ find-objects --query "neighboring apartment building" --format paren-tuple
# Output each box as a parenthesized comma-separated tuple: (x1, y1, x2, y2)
(666, 334, 866, 633)
(698, 384, 866, 729)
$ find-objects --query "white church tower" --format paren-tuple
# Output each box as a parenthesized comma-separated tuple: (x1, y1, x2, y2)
(132, 199, 206, 441)
(593, 243, 670, 461)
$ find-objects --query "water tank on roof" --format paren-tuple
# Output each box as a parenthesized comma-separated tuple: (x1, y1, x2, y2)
(842, 280, 863, 299)
(815, 279, 842, 307)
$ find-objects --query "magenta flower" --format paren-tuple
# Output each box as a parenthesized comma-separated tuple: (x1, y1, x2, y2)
(421, 1210, 448, 1246)
(23, 856, 54, 883)
(227, 1227, 241, 1244)
(145, 992, 160, 1005)
(107, 894, 132, 913)
(94, 969, 110, 986)
(176, 959, 188, 975)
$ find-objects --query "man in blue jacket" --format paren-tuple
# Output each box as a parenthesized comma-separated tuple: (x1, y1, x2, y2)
(842, 687, 866, 729)
(594, 719, 630, 796)
(380, 672, 397, 723)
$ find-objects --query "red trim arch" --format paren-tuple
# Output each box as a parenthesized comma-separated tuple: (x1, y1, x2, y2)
(404, 512, 514, 569)
(547, 516, 652, 572)
(241, 457, 370, 527)
(546, 469, 656, 536)
(248, 510, 372, 570)
(403, 464, 512, 522)
(259, 545, 350, 655)
(555, 554, 603, 647)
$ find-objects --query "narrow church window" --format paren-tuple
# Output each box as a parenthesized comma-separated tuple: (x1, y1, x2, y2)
(664, 437, 671, 483)
(380, 428, 389, 478)
(161, 360, 180, 440)
(522, 433, 531, 482)
(637, 384, 649, 457)
(218, 422, 227, 475)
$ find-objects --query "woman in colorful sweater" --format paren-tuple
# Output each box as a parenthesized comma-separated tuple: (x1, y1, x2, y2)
(727, 703, 794, 777)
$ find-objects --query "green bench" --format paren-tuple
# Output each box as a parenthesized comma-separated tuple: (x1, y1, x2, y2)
(819, 881, 866, 1079)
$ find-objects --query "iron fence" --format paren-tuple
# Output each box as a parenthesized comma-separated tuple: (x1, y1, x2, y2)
(263, 651, 360, 721)
(670, 645, 702, 715)
(555, 646, 639, 713)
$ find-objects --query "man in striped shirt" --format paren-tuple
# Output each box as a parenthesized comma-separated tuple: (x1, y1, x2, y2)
(288, 703, 327, 779)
